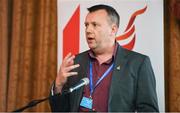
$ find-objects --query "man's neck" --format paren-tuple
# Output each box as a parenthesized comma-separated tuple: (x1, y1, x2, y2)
(93, 43, 115, 64)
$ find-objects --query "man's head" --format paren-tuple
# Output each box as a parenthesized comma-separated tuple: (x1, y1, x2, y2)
(87, 4, 120, 28)
(85, 4, 120, 52)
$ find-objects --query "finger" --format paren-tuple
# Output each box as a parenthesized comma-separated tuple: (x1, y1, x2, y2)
(68, 60, 74, 66)
(65, 64, 80, 72)
(66, 55, 75, 63)
(62, 54, 74, 66)
(66, 72, 78, 77)
(63, 55, 75, 67)
(64, 53, 72, 61)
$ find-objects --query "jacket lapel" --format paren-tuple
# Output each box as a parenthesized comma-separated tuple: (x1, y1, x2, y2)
(108, 45, 129, 111)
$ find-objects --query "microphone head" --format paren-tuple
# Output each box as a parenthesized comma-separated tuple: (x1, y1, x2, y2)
(82, 77, 89, 85)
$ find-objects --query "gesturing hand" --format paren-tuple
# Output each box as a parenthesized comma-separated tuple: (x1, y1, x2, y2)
(55, 53, 80, 93)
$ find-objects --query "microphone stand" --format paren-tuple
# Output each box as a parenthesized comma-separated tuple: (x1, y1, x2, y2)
(12, 90, 70, 112)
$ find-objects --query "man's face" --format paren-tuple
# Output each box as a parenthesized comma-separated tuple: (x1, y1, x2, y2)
(84, 9, 116, 51)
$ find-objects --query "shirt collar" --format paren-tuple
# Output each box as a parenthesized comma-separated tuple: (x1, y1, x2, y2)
(88, 41, 119, 64)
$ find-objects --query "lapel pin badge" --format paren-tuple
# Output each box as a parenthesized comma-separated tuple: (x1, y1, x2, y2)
(116, 65, 121, 70)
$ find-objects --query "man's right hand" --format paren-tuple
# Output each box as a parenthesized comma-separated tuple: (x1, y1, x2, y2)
(54, 53, 80, 93)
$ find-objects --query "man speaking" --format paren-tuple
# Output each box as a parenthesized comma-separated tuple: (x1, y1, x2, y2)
(49, 4, 159, 112)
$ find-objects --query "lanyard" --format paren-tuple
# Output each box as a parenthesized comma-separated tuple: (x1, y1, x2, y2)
(89, 61, 114, 96)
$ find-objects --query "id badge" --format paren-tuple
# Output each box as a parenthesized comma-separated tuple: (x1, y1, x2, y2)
(80, 96, 93, 109)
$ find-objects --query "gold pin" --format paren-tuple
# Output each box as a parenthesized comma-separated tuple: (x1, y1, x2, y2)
(116, 65, 121, 70)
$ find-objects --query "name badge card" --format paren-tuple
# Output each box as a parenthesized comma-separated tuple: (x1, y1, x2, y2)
(80, 96, 93, 109)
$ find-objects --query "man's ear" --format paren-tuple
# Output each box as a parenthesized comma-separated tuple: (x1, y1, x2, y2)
(111, 24, 118, 35)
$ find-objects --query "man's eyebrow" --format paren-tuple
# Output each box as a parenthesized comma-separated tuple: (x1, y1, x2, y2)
(84, 21, 97, 24)
(91, 22, 97, 24)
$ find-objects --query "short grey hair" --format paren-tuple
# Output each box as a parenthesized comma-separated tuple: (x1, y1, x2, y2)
(87, 4, 120, 28)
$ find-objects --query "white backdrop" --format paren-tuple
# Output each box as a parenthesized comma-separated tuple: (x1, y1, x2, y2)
(58, 0, 164, 111)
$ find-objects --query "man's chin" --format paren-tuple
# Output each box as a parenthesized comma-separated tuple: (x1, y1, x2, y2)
(88, 44, 95, 49)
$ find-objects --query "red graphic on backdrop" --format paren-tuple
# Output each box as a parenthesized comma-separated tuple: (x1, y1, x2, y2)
(63, 5, 147, 57)
(116, 6, 147, 50)
(63, 5, 80, 58)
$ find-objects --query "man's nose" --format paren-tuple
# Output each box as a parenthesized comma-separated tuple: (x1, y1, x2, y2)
(86, 24, 93, 33)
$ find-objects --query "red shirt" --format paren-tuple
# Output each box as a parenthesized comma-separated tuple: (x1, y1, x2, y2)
(79, 42, 118, 112)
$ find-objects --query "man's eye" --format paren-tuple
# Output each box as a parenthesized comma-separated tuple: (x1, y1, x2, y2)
(92, 23, 97, 27)
(85, 23, 88, 27)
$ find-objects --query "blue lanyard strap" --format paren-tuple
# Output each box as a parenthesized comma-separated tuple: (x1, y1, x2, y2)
(89, 61, 114, 96)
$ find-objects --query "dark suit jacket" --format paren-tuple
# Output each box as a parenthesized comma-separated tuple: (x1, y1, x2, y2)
(49, 45, 159, 112)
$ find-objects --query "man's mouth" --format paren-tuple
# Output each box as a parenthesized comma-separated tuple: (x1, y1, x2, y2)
(87, 37, 94, 40)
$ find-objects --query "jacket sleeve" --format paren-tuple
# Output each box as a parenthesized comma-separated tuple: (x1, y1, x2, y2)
(49, 82, 70, 112)
(135, 56, 159, 112)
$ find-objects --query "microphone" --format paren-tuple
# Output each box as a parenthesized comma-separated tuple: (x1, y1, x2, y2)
(69, 77, 89, 93)
(12, 77, 89, 112)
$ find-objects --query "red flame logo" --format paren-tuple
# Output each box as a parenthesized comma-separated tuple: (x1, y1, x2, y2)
(116, 6, 147, 50)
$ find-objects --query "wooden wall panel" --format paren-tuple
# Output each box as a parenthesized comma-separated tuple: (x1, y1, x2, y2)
(165, 0, 180, 111)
